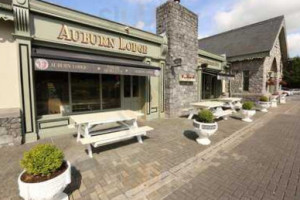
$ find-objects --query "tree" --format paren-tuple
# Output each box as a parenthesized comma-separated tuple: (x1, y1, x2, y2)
(283, 57, 300, 88)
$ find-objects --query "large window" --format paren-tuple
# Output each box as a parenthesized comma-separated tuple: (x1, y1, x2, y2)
(243, 71, 250, 91)
(102, 75, 121, 109)
(35, 71, 69, 116)
(71, 73, 100, 112)
(124, 76, 140, 98)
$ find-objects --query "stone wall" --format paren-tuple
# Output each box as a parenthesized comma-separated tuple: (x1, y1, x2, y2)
(230, 58, 265, 98)
(156, 1, 199, 117)
(264, 38, 283, 93)
(229, 36, 284, 100)
(0, 108, 22, 147)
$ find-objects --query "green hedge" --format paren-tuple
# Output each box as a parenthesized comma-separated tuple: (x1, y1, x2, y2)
(197, 110, 214, 123)
(20, 144, 64, 176)
(242, 101, 254, 110)
(259, 96, 269, 102)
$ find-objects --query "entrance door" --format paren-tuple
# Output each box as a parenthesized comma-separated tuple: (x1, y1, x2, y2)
(202, 74, 222, 99)
(123, 76, 143, 111)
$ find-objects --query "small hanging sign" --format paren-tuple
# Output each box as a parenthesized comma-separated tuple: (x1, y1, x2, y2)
(179, 74, 196, 82)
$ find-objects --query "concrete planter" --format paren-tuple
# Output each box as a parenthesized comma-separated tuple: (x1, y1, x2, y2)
(241, 110, 256, 122)
(193, 120, 218, 145)
(270, 99, 278, 107)
(18, 161, 71, 200)
(279, 96, 286, 104)
(257, 101, 270, 112)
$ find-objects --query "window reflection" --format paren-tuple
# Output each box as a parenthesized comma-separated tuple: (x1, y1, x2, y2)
(102, 75, 121, 109)
(71, 73, 100, 112)
(124, 75, 131, 98)
(35, 71, 69, 116)
(132, 76, 140, 97)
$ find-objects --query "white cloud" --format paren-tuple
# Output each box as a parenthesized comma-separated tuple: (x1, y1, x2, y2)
(287, 33, 300, 57)
(135, 20, 146, 29)
(214, 0, 300, 32)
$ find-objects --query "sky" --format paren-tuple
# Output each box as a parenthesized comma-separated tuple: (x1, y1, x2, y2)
(45, 0, 300, 57)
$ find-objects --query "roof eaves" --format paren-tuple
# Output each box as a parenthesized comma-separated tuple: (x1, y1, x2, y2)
(228, 51, 270, 62)
(198, 49, 226, 62)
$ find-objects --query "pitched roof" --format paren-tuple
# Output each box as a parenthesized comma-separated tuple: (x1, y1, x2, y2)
(198, 16, 285, 60)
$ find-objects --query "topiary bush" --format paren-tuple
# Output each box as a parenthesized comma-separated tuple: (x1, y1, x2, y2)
(259, 96, 269, 102)
(20, 144, 64, 176)
(242, 101, 254, 110)
(197, 110, 214, 123)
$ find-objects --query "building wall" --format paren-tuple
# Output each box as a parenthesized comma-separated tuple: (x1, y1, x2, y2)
(0, 20, 20, 110)
(0, 20, 22, 145)
(230, 37, 284, 100)
(263, 38, 283, 93)
(156, 1, 199, 117)
(230, 58, 265, 100)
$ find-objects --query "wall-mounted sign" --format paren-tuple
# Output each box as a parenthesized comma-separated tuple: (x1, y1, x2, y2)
(57, 24, 148, 55)
(173, 58, 182, 67)
(217, 73, 235, 81)
(34, 58, 160, 77)
(179, 74, 196, 82)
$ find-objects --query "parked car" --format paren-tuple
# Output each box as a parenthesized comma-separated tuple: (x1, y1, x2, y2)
(290, 88, 300, 95)
(281, 87, 293, 96)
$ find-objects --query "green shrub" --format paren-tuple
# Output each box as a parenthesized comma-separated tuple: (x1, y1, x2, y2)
(20, 144, 64, 176)
(242, 101, 254, 110)
(197, 110, 214, 123)
(259, 96, 269, 102)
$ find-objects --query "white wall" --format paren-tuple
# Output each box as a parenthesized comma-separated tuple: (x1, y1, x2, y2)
(0, 20, 20, 109)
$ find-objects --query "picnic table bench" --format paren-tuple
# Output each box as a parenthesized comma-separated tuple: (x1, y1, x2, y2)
(215, 97, 242, 111)
(70, 110, 153, 158)
(188, 101, 233, 120)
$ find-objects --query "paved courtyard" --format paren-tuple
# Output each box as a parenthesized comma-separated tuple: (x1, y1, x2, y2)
(0, 96, 299, 200)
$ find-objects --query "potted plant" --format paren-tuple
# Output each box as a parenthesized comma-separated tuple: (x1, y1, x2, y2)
(270, 92, 279, 107)
(241, 101, 256, 122)
(193, 110, 218, 145)
(257, 96, 270, 112)
(279, 94, 287, 104)
(18, 144, 71, 200)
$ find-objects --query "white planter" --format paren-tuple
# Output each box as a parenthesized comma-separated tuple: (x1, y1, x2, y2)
(279, 96, 286, 104)
(234, 101, 243, 110)
(241, 110, 256, 122)
(193, 120, 218, 145)
(270, 99, 278, 107)
(257, 101, 270, 112)
(18, 161, 71, 200)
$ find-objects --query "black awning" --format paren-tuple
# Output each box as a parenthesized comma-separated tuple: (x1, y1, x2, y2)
(32, 47, 160, 69)
(34, 58, 160, 77)
(32, 48, 160, 77)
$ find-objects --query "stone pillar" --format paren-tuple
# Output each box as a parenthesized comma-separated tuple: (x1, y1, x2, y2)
(156, 1, 199, 117)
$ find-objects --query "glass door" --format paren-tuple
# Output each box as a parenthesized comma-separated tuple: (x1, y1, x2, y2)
(123, 76, 143, 111)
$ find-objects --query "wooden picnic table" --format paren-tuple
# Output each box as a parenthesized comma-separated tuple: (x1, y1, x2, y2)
(215, 97, 242, 103)
(215, 97, 242, 111)
(189, 101, 232, 120)
(71, 110, 151, 158)
(190, 101, 225, 109)
(71, 110, 143, 142)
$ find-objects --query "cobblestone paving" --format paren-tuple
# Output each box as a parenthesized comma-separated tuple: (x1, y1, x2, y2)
(165, 97, 300, 200)
(0, 97, 298, 200)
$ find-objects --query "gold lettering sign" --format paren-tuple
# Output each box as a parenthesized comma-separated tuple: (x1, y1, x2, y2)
(57, 24, 148, 55)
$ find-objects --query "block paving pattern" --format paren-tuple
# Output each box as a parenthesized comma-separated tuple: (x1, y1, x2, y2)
(165, 98, 300, 200)
(0, 97, 298, 200)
